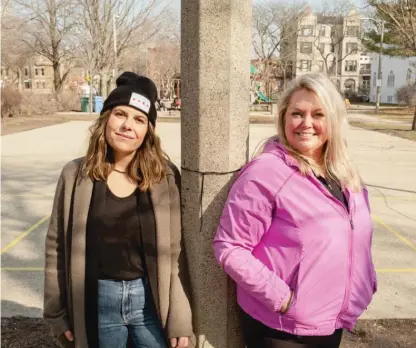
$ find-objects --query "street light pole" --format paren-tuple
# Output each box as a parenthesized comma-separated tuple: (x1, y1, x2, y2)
(113, 13, 118, 88)
(375, 20, 384, 114)
(362, 17, 385, 114)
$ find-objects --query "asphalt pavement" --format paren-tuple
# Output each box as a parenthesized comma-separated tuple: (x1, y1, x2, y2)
(1, 118, 415, 319)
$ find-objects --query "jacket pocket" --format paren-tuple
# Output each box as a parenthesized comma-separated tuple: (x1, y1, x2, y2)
(281, 265, 300, 315)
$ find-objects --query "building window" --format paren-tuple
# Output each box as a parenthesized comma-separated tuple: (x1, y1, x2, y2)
(41, 68, 45, 76)
(330, 26, 336, 37)
(360, 64, 371, 74)
(345, 60, 357, 72)
(24, 68, 29, 76)
(346, 43, 358, 54)
(42, 82, 46, 89)
(319, 26, 326, 36)
(36, 81, 40, 88)
(387, 96, 393, 103)
(361, 76, 371, 89)
(406, 68, 412, 84)
(35, 68, 39, 76)
(300, 42, 312, 54)
(346, 26, 359, 37)
(318, 43, 325, 54)
(24, 81, 31, 89)
(300, 25, 313, 36)
(4, 68, 9, 77)
(387, 70, 395, 87)
(329, 45, 335, 53)
(300, 60, 312, 72)
(344, 79, 356, 92)
(318, 61, 325, 72)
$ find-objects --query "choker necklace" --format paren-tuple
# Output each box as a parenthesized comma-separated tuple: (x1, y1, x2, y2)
(113, 168, 127, 174)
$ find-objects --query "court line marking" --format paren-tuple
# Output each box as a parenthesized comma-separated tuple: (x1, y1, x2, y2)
(372, 214, 416, 252)
(371, 196, 416, 201)
(1, 215, 50, 255)
(376, 268, 416, 273)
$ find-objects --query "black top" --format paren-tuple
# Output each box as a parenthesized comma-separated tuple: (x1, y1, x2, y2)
(316, 175, 349, 212)
(85, 181, 160, 348)
(94, 185, 144, 280)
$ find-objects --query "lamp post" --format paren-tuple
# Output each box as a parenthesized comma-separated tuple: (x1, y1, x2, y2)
(113, 13, 119, 88)
(362, 17, 385, 114)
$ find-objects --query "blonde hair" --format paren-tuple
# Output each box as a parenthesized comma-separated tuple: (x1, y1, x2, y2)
(276, 73, 362, 192)
(82, 110, 169, 191)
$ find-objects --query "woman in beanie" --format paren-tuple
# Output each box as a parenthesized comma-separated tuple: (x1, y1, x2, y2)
(43, 72, 193, 348)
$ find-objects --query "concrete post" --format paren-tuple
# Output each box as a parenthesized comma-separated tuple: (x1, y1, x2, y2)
(181, 1, 251, 347)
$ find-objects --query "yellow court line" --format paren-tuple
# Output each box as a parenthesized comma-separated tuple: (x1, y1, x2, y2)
(376, 268, 416, 273)
(371, 196, 416, 201)
(372, 214, 416, 252)
(1, 215, 50, 254)
(1, 267, 44, 271)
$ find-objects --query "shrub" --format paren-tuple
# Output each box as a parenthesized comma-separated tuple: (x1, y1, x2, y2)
(20, 92, 58, 116)
(396, 84, 416, 106)
(57, 89, 81, 112)
(1, 86, 22, 117)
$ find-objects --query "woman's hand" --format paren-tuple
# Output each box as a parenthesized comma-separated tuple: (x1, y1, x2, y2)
(64, 330, 74, 341)
(170, 337, 188, 347)
(280, 291, 294, 314)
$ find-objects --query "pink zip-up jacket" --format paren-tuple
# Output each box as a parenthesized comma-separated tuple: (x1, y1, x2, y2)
(213, 139, 377, 336)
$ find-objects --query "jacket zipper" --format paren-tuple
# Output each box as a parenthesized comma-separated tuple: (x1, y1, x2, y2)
(309, 175, 355, 326)
(336, 216, 354, 326)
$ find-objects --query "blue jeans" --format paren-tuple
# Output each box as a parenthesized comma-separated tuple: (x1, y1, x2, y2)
(98, 278, 167, 348)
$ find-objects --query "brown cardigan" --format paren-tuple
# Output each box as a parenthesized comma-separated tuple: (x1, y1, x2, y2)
(43, 157, 194, 348)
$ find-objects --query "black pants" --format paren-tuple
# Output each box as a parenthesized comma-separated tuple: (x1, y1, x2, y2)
(240, 309, 343, 348)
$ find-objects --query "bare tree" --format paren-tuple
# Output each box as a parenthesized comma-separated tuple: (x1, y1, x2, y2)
(312, 1, 362, 75)
(252, 1, 308, 93)
(1, 13, 33, 90)
(365, 0, 416, 56)
(146, 43, 180, 98)
(14, 0, 78, 94)
(364, 0, 416, 129)
(74, 0, 170, 96)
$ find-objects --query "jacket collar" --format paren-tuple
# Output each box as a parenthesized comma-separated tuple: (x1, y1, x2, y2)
(262, 137, 300, 169)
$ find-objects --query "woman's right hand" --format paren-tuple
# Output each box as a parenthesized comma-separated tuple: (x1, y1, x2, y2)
(64, 330, 74, 342)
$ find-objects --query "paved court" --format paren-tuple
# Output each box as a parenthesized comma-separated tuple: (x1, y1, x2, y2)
(1, 118, 416, 319)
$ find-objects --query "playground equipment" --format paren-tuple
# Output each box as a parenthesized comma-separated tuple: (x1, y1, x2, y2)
(251, 85, 272, 104)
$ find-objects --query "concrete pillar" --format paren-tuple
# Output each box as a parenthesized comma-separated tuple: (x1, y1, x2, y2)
(181, 1, 251, 347)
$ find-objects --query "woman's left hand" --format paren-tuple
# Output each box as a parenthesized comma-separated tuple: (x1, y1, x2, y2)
(170, 337, 188, 348)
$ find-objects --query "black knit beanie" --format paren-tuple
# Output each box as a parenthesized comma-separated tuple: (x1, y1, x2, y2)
(101, 72, 158, 126)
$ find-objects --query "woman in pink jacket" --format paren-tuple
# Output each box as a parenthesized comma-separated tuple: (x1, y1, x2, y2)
(213, 73, 377, 348)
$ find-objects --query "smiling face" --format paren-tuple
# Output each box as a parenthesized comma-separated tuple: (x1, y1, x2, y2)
(105, 105, 149, 156)
(284, 88, 328, 162)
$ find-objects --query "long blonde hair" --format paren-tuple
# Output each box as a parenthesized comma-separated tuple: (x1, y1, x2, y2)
(276, 73, 362, 192)
(82, 110, 169, 191)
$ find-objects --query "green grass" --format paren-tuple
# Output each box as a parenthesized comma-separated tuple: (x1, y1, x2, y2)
(349, 120, 416, 142)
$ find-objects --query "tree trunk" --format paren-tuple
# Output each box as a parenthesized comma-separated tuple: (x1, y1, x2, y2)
(412, 105, 416, 131)
(53, 62, 62, 94)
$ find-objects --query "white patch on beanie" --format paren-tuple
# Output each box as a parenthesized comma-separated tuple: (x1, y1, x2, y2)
(129, 92, 151, 114)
